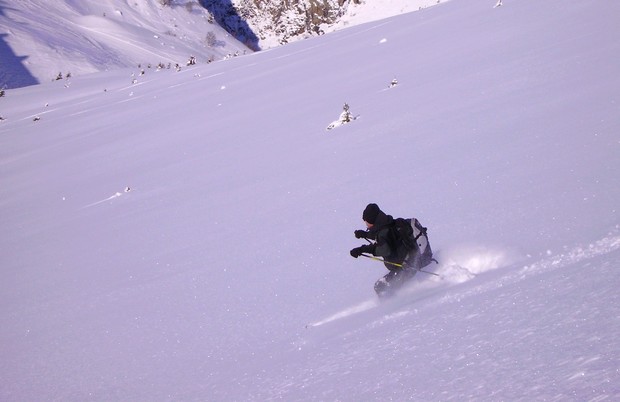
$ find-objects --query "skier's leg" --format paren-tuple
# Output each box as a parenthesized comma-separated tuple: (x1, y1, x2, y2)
(374, 270, 397, 298)
(375, 268, 414, 297)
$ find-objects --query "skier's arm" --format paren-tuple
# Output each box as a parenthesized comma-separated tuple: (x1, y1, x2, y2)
(373, 232, 392, 258)
(350, 243, 375, 258)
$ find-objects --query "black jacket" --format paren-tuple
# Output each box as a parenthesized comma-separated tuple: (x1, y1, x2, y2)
(363, 211, 409, 269)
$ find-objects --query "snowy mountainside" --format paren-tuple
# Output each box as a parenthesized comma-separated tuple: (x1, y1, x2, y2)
(1, 0, 620, 400)
(0, 0, 445, 89)
(0, 0, 249, 89)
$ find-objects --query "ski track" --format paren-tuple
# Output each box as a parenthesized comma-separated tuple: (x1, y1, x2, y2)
(437, 230, 620, 307)
(82, 189, 130, 209)
(307, 299, 379, 327)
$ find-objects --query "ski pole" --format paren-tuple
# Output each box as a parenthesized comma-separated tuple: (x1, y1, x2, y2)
(360, 253, 403, 267)
(360, 254, 441, 277)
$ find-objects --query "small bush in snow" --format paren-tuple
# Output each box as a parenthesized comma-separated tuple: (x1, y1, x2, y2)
(206, 31, 218, 47)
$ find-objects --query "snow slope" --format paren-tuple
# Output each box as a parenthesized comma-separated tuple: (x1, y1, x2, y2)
(0, 0, 449, 90)
(1, 0, 619, 400)
(0, 0, 249, 89)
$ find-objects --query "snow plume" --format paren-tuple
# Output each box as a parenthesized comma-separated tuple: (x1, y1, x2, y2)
(438, 245, 517, 283)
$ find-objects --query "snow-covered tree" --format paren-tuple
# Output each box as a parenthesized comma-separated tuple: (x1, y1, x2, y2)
(339, 102, 353, 123)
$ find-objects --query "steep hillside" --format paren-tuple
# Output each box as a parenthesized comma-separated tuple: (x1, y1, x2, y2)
(1, 0, 619, 400)
(0, 0, 249, 88)
(0, 0, 444, 89)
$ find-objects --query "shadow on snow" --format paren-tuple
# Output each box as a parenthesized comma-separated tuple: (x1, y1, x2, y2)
(0, 2, 39, 89)
(199, 0, 261, 51)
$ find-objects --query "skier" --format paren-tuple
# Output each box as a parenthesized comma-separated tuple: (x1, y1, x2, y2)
(350, 203, 431, 297)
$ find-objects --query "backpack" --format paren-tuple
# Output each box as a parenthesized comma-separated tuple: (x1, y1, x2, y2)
(392, 217, 434, 266)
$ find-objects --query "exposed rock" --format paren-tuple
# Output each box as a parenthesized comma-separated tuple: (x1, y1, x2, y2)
(201, 0, 361, 49)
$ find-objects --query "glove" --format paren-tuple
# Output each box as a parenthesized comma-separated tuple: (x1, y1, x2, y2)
(350, 244, 374, 258)
(354, 230, 368, 239)
(350, 247, 364, 258)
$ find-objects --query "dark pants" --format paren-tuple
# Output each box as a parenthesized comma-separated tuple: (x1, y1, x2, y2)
(374, 267, 416, 297)
(373, 250, 429, 298)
